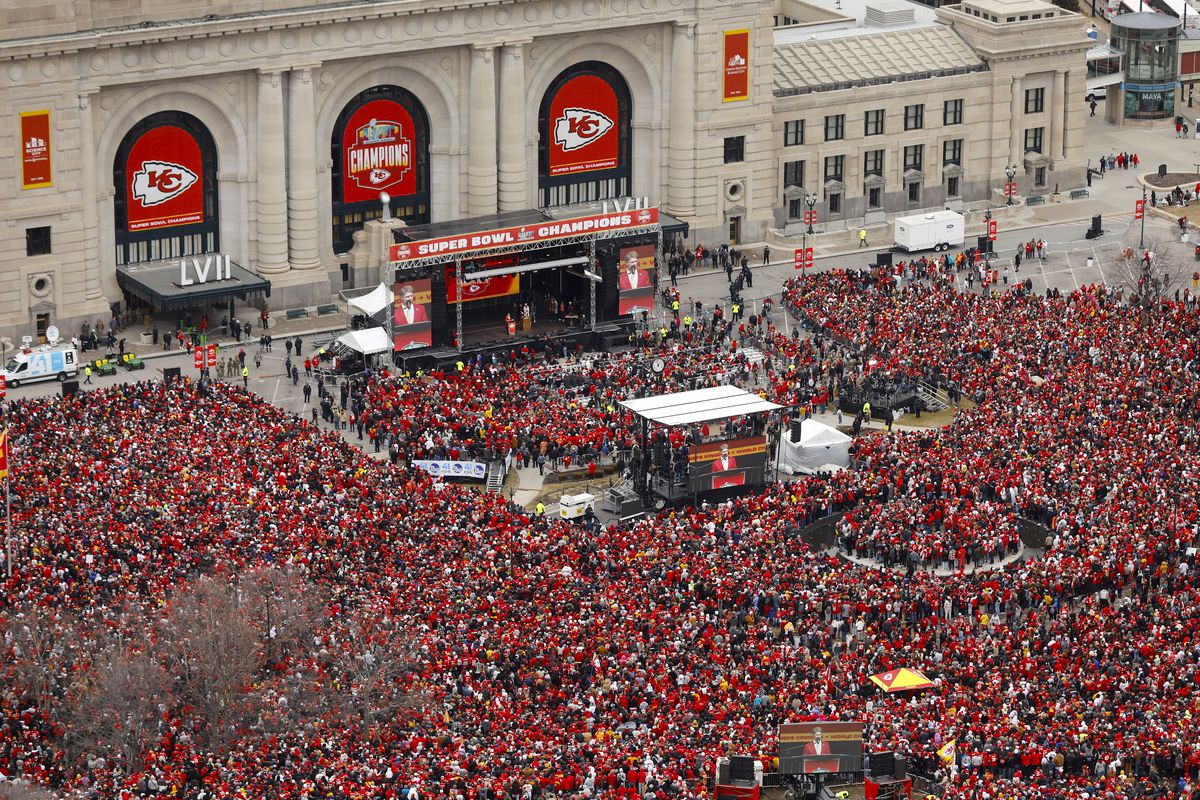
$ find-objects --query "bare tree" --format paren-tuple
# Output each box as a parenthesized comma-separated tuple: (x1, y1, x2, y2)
(1112, 239, 1190, 314)
(156, 575, 260, 749)
(7, 605, 76, 716)
(329, 616, 424, 732)
(240, 566, 326, 664)
(0, 783, 59, 800)
(63, 645, 169, 768)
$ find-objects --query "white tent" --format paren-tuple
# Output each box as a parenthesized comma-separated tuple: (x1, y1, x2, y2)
(333, 327, 392, 356)
(347, 283, 393, 317)
(778, 418, 852, 475)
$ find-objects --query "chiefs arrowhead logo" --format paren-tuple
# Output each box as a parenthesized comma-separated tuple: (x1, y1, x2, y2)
(462, 280, 490, 297)
(553, 108, 614, 152)
(369, 168, 392, 185)
(131, 160, 198, 207)
(637, 210, 652, 224)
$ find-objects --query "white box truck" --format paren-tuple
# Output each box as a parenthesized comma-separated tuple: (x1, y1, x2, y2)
(893, 210, 965, 253)
(2, 344, 79, 387)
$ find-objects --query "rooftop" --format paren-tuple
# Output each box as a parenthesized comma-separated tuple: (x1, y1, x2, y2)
(774, 23, 985, 95)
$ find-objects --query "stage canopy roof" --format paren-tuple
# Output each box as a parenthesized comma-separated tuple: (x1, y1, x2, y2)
(620, 385, 783, 427)
(332, 327, 392, 356)
(347, 283, 393, 317)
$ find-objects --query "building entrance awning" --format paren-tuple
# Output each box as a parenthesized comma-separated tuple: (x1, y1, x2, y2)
(116, 256, 271, 312)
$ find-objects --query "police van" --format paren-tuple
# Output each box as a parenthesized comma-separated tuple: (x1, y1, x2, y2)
(2, 344, 79, 387)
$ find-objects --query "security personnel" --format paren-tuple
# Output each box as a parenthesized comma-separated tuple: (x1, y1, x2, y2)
(241, 364, 249, 388)
(84, 364, 93, 385)
(535, 501, 546, 516)
(863, 401, 871, 418)
(683, 314, 693, 329)
(671, 297, 680, 319)
(456, 360, 465, 372)
(732, 302, 740, 320)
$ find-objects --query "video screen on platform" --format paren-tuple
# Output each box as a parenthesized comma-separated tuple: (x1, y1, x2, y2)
(393, 278, 433, 351)
(618, 244, 656, 316)
(688, 435, 767, 492)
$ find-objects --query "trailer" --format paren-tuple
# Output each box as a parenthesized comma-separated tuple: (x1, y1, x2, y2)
(893, 210, 965, 253)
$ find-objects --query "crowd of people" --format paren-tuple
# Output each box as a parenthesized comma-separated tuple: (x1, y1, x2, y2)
(1, 263, 1200, 800)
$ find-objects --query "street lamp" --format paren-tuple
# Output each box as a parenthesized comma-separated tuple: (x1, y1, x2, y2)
(1004, 164, 1018, 206)
(805, 191, 818, 235)
(1139, 183, 1147, 250)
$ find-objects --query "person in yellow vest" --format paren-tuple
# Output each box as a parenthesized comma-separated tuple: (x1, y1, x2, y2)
(732, 302, 740, 320)
(241, 364, 249, 388)
(859, 228, 868, 248)
(671, 298, 680, 319)
(456, 360, 465, 372)
(84, 364, 93, 384)
(535, 501, 546, 516)
(683, 314, 692, 328)
(862, 401, 871, 418)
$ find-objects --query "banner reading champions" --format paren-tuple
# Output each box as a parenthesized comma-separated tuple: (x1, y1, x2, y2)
(124, 125, 206, 232)
(342, 98, 417, 204)
(547, 74, 620, 177)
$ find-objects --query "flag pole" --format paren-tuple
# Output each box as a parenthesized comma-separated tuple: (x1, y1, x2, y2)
(4, 412, 9, 580)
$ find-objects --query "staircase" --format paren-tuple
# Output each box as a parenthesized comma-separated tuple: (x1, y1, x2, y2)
(916, 381, 950, 412)
(486, 460, 506, 494)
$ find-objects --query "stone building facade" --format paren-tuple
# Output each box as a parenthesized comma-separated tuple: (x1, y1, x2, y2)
(0, 0, 1088, 343)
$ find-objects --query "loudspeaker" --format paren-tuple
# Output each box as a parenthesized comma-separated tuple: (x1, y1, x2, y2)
(893, 755, 907, 780)
(163, 366, 181, 383)
(870, 751, 894, 779)
(876, 251, 893, 268)
(977, 235, 990, 253)
(61, 380, 79, 397)
(1091, 214, 1102, 234)
(790, 419, 802, 441)
(729, 756, 756, 783)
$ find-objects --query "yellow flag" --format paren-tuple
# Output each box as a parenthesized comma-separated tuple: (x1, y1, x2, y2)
(937, 739, 956, 765)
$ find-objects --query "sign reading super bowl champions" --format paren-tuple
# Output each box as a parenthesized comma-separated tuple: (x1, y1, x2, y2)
(125, 125, 205, 232)
(342, 99, 417, 204)
(548, 74, 620, 177)
(723, 30, 750, 103)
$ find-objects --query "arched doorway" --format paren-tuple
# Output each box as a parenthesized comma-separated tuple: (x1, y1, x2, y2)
(538, 61, 633, 209)
(330, 85, 430, 255)
(113, 112, 219, 265)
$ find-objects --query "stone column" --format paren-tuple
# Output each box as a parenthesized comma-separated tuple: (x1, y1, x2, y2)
(497, 41, 529, 212)
(79, 91, 103, 301)
(1049, 71, 1064, 163)
(668, 22, 696, 218)
(1009, 75, 1023, 166)
(1058, 70, 1071, 161)
(287, 65, 323, 271)
(256, 69, 290, 275)
(468, 45, 498, 217)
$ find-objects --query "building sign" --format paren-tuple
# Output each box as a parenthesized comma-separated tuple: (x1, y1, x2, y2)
(723, 30, 750, 102)
(391, 208, 660, 263)
(548, 74, 620, 176)
(178, 254, 233, 286)
(20, 111, 52, 189)
(125, 124, 205, 232)
(342, 98, 417, 203)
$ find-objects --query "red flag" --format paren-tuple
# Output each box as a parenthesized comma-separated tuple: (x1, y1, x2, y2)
(0, 429, 9, 480)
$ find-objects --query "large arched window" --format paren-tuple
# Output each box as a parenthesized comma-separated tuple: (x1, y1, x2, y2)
(113, 112, 219, 265)
(330, 85, 430, 255)
(538, 61, 633, 209)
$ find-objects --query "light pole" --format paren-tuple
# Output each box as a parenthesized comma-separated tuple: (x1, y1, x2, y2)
(805, 191, 818, 235)
(1139, 183, 1147, 250)
(984, 207, 992, 271)
(1004, 164, 1018, 206)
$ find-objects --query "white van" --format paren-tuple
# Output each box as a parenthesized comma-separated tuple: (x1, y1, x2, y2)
(2, 345, 79, 387)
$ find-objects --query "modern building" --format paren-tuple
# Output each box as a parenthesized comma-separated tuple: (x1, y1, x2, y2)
(0, 0, 1090, 343)
(1105, 12, 1182, 124)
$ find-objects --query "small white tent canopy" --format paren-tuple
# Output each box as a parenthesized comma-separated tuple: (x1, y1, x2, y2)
(347, 283, 393, 317)
(779, 418, 852, 474)
(334, 327, 392, 355)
